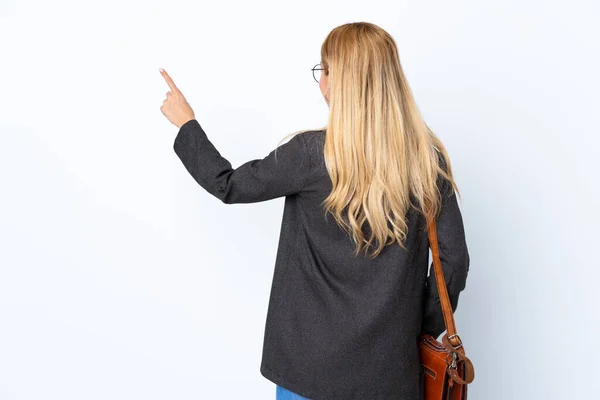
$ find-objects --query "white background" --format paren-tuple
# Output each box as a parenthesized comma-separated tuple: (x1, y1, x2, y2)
(1, 0, 599, 399)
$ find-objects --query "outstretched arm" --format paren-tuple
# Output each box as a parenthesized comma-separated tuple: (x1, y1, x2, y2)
(173, 119, 311, 204)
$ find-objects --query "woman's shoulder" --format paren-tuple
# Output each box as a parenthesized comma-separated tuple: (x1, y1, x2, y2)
(295, 128, 326, 139)
(299, 129, 326, 150)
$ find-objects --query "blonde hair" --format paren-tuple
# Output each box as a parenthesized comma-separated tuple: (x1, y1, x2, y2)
(281, 21, 461, 258)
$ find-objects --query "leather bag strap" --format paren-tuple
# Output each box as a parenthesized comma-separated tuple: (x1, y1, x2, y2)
(426, 218, 459, 345)
(426, 217, 475, 384)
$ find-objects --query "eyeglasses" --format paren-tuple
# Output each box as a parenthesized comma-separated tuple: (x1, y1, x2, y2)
(312, 63, 325, 83)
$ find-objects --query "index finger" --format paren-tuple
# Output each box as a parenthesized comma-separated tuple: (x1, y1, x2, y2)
(160, 69, 179, 92)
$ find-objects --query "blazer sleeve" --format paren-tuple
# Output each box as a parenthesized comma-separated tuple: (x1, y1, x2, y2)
(421, 166, 470, 339)
(173, 119, 311, 204)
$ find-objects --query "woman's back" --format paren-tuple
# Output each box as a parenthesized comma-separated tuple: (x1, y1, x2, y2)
(258, 129, 470, 400)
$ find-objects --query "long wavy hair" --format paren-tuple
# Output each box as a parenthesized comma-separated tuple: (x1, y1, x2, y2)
(280, 21, 461, 259)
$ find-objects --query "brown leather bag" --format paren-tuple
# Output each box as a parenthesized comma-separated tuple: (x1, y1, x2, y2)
(419, 218, 475, 399)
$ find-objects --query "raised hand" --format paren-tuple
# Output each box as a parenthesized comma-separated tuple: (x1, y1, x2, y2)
(159, 68, 196, 129)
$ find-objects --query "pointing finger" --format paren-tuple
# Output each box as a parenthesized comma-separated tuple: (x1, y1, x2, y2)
(160, 68, 179, 92)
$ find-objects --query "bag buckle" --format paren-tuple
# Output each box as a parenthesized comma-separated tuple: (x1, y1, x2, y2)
(447, 333, 463, 350)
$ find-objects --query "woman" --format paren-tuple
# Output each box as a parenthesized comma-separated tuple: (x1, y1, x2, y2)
(160, 21, 470, 400)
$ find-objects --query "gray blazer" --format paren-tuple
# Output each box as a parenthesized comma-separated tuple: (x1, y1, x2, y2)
(173, 119, 470, 400)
